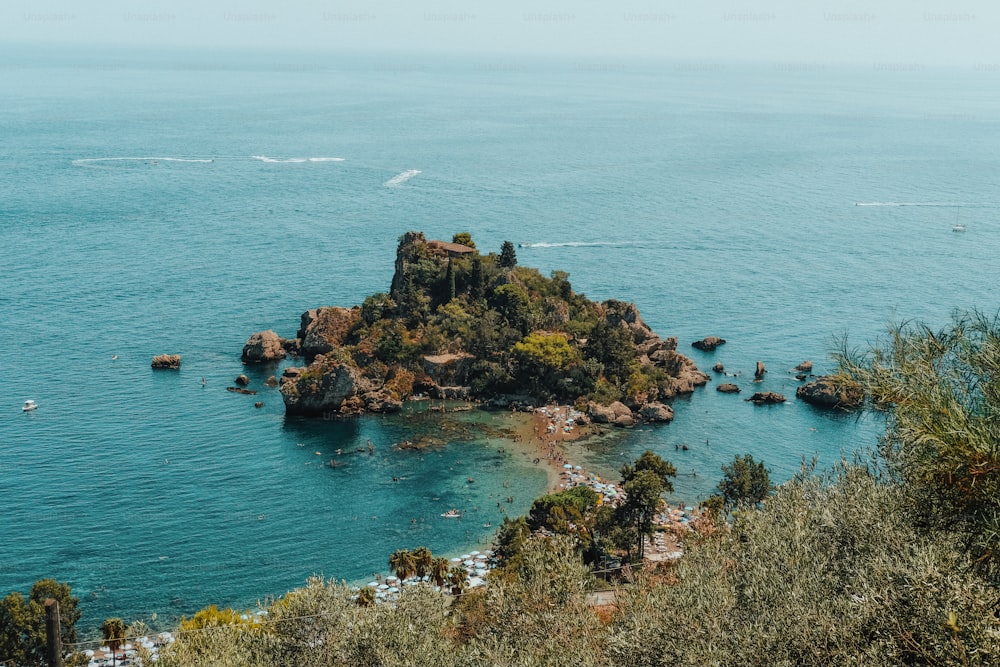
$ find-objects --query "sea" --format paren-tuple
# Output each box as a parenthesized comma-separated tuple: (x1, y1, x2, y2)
(2, 44, 998, 633)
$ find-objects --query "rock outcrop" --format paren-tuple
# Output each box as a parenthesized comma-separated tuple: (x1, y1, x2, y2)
(712, 362, 725, 373)
(279, 355, 403, 417)
(298, 307, 361, 360)
(588, 401, 634, 426)
(235, 374, 250, 386)
(603, 300, 656, 343)
(421, 353, 474, 387)
(754, 361, 767, 380)
(717, 383, 741, 393)
(639, 402, 674, 423)
(795, 360, 813, 373)
(242, 330, 287, 363)
(641, 338, 710, 397)
(151, 354, 181, 369)
(692, 336, 726, 351)
(796, 375, 863, 410)
(747, 391, 785, 404)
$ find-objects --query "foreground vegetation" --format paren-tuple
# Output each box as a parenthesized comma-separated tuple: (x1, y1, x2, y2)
(143, 462, 998, 666)
(8, 311, 1000, 666)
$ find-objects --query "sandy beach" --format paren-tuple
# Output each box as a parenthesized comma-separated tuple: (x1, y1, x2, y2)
(499, 405, 603, 491)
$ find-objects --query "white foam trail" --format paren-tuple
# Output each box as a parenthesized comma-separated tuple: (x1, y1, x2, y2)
(73, 157, 215, 166)
(519, 241, 630, 248)
(384, 169, 421, 187)
(252, 155, 306, 163)
(252, 155, 345, 163)
(855, 202, 999, 207)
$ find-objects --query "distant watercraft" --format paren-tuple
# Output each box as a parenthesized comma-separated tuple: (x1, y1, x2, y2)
(953, 207, 966, 232)
(441, 509, 462, 518)
(22, 400, 37, 412)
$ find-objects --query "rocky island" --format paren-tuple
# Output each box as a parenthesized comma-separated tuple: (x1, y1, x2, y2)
(243, 232, 708, 424)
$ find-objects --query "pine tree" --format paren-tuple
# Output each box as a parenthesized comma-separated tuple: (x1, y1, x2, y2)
(499, 241, 517, 268)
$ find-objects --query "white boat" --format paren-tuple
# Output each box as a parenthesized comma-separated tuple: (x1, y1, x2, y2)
(953, 224, 966, 232)
(22, 400, 37, 412)
(440, 509, 462, 518)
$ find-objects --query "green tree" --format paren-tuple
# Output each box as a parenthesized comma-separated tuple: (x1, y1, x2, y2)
(452, 232, 477, 249)
(612, 452, 676, 561)
(511, 332, 581, 398)
(618, 469, 666, 561)
(493, 516, 532, 565)
(444, 256, 456, 301)
(411, 546, 433, 579)
(361, 292, 396, 325)
(469, 256, 486, 301)
(101, 617, 127, 667)
(621, 450, 677, 493)
(447, 565, 469, 596)
(430, 557, 451, 587)
(838, 310, 1000, 573)
(0, 591, 36, 666)
(499, 241, 517, 268)
(389, 549, 417, 581)
(718, 454, 772, 510)
(490, 283, 533, 335)
(0, 580, 82, 667)
(551, 270, 573, 301)
(527, 486, 599, 553)
(586, 319, 637, 385)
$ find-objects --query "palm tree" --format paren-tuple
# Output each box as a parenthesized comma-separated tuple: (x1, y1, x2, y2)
(430, 557, 451, 587)
(388, 549, 416, 581)
(101, 617, 126, 667)
(411, 546, 433, 579)
(447, 565, 468, 596)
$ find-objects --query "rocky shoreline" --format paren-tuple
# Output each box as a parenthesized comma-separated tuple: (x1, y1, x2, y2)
(242, 231, 711, 425)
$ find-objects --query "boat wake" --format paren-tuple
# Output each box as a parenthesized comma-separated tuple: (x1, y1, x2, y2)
(855, 202, 999, 207)
(72, 157, 215, 168)
(519, 241, 633, 249)
(384, 169, 421, 187)
(252, 155, 345, 163)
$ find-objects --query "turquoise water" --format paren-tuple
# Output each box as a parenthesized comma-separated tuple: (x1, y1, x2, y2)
(2, 45, 999, 631)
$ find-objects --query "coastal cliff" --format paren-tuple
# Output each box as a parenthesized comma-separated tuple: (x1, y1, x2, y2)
(245, 232, 708, 419)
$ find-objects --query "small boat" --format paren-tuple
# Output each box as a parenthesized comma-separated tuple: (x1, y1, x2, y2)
(953, 224, 966, 232)
(441, 509, 462, 518)
(22, 400, 38, 412)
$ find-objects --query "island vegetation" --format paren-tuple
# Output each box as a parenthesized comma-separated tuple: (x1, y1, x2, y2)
(243, 232, 708, 423)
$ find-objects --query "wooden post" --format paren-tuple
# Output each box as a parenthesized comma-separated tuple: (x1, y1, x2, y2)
(44, 598, 63, 667)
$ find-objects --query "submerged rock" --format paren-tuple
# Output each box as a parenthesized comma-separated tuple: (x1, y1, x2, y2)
(747, 391, 785, 405)
(692, 336, 726, 351)
(151, 354, 181, 369)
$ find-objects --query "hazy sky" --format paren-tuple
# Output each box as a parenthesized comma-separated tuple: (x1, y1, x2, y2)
(3, 0, 997, 66)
